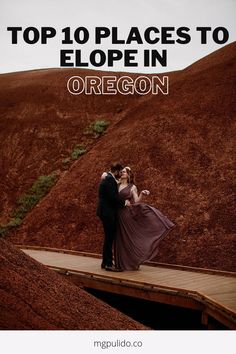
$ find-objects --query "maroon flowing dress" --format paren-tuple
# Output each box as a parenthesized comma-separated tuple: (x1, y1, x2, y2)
(114, 184, 174, 270)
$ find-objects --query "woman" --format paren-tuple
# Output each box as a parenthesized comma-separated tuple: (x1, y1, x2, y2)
(114, 166, 174, 270)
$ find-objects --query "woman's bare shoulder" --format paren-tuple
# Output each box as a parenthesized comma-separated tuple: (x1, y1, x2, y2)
(131, 184, 138, 192)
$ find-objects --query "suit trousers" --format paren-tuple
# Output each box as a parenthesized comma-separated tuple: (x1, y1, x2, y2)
(100, 216, 117, 266)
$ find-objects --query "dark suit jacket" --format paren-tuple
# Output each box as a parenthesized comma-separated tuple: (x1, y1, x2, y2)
(97, 173, 125, 220)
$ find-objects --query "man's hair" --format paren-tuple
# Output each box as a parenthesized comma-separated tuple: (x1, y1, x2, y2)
(110, 162, 123, 172)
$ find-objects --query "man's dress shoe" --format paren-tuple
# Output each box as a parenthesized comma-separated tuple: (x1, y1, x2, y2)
(105, 265, 123, 272)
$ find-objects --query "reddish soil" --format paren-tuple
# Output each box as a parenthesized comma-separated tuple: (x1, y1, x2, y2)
(0, 68, 146, 220)
(1, 42, 236, 271)
(0, 239, 148, 329)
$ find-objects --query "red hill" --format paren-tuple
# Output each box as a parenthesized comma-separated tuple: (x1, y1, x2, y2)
(0, 68, 151, 220)
(1, 42, 236, 271)
(0, 239, 147, 329)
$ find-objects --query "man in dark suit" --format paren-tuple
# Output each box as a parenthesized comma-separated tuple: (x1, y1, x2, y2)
(97, 163, 130, 271)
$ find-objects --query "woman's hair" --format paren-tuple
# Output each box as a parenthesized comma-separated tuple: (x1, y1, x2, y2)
(124, 166, 135, 184)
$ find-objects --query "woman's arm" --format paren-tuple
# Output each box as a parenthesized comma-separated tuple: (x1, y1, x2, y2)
(131, 185, 150, 203)
(101, 172, 108, 180)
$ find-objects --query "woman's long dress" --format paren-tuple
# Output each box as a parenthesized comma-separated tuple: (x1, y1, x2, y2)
(114, 184, 174, 270)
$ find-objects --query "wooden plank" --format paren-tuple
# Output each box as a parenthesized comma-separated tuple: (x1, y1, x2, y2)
(205, 293, 236, 309)
(59, 271, 203, 310)
(21, 248, 236, 328)
(18, 244, 236, 277)
(23, 249, 236, 294)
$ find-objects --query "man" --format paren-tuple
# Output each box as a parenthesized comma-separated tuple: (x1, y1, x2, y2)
(97, 163, 130, 271)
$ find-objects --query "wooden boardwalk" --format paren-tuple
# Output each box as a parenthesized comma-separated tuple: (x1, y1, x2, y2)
(20, 246, 236, 329)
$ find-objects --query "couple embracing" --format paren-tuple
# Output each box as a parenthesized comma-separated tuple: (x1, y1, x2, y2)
(97, 163, 174, 272)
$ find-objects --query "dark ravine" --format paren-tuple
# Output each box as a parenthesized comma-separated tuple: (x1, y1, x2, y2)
(85, 288, 228, 330)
